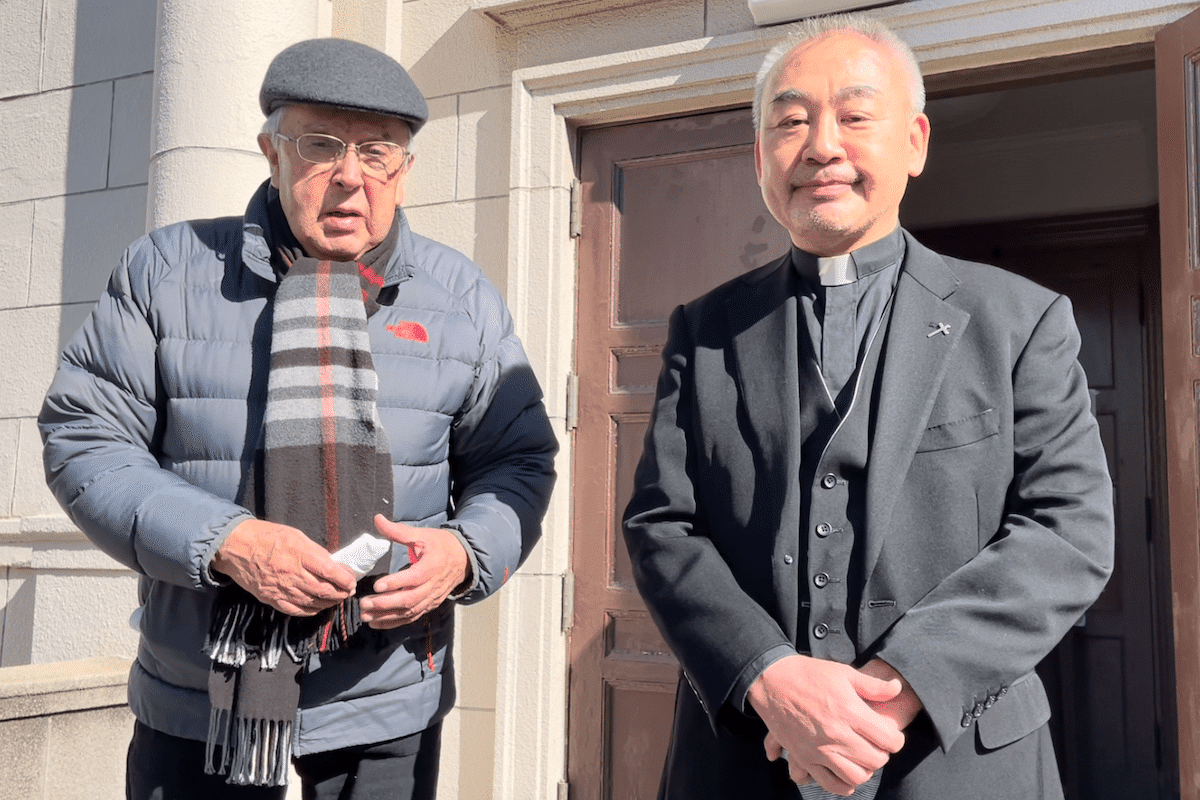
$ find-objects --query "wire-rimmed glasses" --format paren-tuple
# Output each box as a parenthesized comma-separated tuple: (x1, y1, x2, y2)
(275, 133, 412, 179)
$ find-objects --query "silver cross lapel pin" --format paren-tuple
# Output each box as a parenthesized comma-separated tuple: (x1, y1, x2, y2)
(927, 322, 952, 338)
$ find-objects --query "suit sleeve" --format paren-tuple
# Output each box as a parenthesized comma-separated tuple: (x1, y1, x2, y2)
(623, 304, 795, 729)
(871, 294, 1115, 752)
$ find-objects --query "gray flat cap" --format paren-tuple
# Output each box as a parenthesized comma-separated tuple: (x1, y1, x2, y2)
(260, 38, 428, 133)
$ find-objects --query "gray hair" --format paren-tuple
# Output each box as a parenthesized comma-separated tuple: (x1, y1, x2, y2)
(260, 106, 286, 137)
(751, 13, 925, 130)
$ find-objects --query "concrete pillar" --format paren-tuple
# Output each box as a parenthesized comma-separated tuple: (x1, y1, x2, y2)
(332, 0, 404, 57)
(146, 0, 324, 229)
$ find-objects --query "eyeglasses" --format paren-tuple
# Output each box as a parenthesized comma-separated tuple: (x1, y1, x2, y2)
(274, 133, 412, 178)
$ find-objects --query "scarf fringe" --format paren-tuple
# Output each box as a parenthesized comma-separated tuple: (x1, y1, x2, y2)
(204, 709, 293, 787)
(205, 597, 365, 668)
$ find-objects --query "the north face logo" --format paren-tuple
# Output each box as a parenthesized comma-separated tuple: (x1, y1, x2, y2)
(387, 321, 428, 343)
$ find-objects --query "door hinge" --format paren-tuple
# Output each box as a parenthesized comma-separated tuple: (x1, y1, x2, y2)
(569, 179, 583, 239)
(562, 572, 575, 634)
(565, 372, 579, 431)
(558, 779, 571, 800)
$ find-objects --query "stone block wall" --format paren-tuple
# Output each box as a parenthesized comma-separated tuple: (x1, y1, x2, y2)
(0, 0, 157, 667)
(0, 658, 133, 800)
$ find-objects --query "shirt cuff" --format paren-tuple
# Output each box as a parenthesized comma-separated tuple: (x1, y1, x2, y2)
(730, 644, 797, 715)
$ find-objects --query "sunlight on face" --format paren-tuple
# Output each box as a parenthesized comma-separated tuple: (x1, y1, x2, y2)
(259, 104, 414, 261)
(755, 32, 930, 256)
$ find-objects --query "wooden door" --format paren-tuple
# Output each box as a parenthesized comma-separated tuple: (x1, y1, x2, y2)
(914, 211, 1172, 799)
(1156, 8, 1200, 799)
(569, 108, 790, 800)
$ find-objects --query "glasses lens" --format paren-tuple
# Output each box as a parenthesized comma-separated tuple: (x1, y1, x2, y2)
(295, 134, 343, 163)
(358, 142, 402, 173)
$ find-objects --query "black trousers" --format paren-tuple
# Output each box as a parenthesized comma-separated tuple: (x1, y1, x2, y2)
(126, 720, 441, 800)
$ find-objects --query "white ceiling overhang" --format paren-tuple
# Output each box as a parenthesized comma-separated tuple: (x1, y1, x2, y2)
(472, 0, 670, 29)
(473, 0, 889, 30)
(747, 0, 884, 27)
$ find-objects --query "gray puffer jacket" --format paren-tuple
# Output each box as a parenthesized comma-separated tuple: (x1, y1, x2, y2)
(39, 182, 557, 755)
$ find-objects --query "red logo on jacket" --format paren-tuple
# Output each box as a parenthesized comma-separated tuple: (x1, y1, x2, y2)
(387, 321, 429, 343)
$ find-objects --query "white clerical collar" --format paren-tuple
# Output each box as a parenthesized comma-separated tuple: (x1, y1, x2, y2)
(816, 254, 855, 287)
(790, 227, 906, 288)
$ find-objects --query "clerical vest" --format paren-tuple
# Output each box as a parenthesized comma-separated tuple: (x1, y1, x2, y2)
(796, 296, 895, 662)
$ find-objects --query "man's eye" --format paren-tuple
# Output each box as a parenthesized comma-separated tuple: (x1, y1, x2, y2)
(306, 139, 341, 154)
(778, 118, 808, 129)
(359, 143, 394, 159)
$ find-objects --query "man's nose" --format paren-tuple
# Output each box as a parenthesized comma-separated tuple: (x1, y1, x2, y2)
(330, 145, 366, 187)
(803, 114, 844, 164)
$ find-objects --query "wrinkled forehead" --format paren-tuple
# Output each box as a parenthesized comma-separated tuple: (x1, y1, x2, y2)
(281, 103, 413, 143)
(766, 31, 907, 108)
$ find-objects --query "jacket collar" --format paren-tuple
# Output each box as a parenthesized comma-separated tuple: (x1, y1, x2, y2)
(240, 179, 416, 287)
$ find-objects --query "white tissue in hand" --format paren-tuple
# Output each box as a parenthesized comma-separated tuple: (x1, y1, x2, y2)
(331, 533, 392, 578)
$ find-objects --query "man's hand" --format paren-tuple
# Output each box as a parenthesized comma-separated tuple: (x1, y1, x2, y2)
(859, 658, 923, 732)
(359, 514, 471, 629)
(212, 519, 357, 616)
(747, 655, 905, 796)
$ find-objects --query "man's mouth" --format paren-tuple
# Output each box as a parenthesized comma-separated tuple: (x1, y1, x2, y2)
(791, 173, 861, 200)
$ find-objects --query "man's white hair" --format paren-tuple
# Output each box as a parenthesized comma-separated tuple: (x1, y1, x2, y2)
(260, 107, 286, 137)
(751, 12, 926, 130)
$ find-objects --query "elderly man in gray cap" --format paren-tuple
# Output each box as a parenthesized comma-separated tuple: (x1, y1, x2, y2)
(39, 38, 557, 800)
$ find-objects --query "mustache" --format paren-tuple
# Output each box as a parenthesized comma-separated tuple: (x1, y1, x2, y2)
(790, 168, 862, 187)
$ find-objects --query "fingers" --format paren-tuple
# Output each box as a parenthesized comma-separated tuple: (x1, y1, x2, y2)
(789, 767, 813, 789)
(850, 666, 903, 704)
(213, 519, 356, 615)
(372, 514, 420, 547)
(806, 763, 860, 797)
(360, 517, 470, 628)
(764, 731, 784, 762)
(748, 655, 901, 790)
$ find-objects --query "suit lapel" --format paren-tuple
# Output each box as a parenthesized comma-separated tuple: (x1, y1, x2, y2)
(864, 234, 970, 577)
(725, 256, 802, 634)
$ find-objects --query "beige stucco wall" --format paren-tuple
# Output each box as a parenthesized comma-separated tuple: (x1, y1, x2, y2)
(1, 0, 1197, 798)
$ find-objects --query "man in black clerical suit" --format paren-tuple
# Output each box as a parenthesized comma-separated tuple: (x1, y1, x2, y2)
(622, 12, 1113, 800)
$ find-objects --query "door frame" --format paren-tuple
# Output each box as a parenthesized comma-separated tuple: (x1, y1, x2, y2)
(495, 3, 1200, 797)
(1156, 8, 1200, 796)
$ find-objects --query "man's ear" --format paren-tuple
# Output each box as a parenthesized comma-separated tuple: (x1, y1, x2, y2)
(754, 135, 764, 184)
(908, 113, 931, 178)
(258, 133, 281, 188)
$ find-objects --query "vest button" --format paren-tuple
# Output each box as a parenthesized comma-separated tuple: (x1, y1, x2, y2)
(813, 623, 829, 639)
(815, 522, 833, 537)
(820, 473, 837, 489)
(783, 554, 794, 565)
(813, 572, 830, 588)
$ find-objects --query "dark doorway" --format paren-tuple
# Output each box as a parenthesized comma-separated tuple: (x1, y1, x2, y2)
(913, 210, 1175, 799)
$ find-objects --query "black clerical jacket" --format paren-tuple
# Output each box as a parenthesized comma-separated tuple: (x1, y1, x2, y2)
(622, 230, 1114, 799)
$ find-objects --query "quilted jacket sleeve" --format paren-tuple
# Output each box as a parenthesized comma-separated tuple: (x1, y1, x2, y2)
(39, 235, 252, 590)
(444, 274, 558, 603)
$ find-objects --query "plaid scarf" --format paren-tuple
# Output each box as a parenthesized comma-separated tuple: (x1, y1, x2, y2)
(203, 191, 397, 786)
